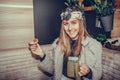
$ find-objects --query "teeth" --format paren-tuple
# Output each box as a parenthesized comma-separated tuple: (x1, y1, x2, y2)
(69, 31, 74, 34)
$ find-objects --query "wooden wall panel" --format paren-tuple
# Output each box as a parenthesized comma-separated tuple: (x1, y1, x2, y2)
(0, 0, 32, 6)
(0, 0, 44, 80)
(0, 1, 34, 50)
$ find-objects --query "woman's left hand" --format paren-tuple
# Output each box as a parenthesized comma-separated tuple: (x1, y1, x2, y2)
(78, 62, 90, 76)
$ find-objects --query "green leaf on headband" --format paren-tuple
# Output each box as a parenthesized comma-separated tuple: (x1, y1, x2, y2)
(64, 2, 69, 6)
(67, 0, 71, 6)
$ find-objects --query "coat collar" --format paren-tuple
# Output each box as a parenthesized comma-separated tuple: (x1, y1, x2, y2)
(81, 36, 91, 46)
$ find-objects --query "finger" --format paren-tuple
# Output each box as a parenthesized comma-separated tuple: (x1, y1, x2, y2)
(80, 69, 86, 75)
(81, 64, 90, 72)
(31, 47, 37, 51)
(78, 72, 83, 76)
(80, 66, 90, 76)
(33, 43, 42, 51)
(28, 41, 36, 46)
(29, 43, 38, 50)
(32, 46, 37, 50)
(31, 44, 38, 47)
(79, 61, 82, 66)
(29, 44, 37, 49)
(36, 43, 41, 48)
(81, 65, 88, 71)
(29, 45, 37, 51)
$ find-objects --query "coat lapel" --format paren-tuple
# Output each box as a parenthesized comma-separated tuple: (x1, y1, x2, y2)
(54, 46, 64, 80)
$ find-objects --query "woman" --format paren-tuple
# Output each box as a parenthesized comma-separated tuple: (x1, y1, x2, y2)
(29, 6, 102, 80)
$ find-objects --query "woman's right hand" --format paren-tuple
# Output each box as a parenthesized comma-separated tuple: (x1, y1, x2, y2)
(28, 38, 44, 58)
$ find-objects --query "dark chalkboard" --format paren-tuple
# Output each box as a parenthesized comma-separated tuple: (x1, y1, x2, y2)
(33, 0, 65, 44)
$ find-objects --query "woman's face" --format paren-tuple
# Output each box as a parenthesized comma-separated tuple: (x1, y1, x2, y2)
(63, 18, 80, 40)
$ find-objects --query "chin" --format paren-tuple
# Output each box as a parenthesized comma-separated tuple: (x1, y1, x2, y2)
(70, 36, 77, 40)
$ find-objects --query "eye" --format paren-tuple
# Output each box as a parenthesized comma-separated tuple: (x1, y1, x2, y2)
(71, 21, 77, 25)
(63, 22, 69, 26)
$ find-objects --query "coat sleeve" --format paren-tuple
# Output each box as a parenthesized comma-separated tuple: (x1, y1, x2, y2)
(86, 40, 102, 80)
(37, 39, 58, 75)
(37, 47, 54, 75)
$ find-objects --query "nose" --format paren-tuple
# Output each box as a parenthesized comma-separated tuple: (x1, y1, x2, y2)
(68, 24, 72, 30)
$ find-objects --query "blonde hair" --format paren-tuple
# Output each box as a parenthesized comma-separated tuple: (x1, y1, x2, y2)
(57, 19, 89, 57)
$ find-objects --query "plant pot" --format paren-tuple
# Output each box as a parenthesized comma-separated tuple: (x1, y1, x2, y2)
(100, 14, 114, 32)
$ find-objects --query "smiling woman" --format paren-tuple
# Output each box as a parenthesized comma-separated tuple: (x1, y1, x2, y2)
(62, 19, 80, 40)
(28, 0, 102, 80)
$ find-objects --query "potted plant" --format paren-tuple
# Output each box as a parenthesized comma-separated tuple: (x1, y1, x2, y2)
(89, 0, 115, 39)
(90, 0, 115, 17)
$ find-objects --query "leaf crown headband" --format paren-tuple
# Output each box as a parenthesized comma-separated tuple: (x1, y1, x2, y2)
(60, 0, 84, 20)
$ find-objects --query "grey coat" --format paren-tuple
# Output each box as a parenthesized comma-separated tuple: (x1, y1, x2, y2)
(38, 37, 102, 80)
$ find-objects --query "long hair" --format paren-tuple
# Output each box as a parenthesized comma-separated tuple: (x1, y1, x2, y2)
(57, 19, 89, 57)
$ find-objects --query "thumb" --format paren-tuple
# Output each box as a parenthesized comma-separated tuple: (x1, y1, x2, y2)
(36, 43, 42, 50)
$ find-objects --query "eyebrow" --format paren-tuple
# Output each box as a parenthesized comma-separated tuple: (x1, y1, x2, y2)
(71, 20, 77, 21)
(70, 19, 78, 23)
(63, 21, 68, 23)
(63, 19, 78, 23)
